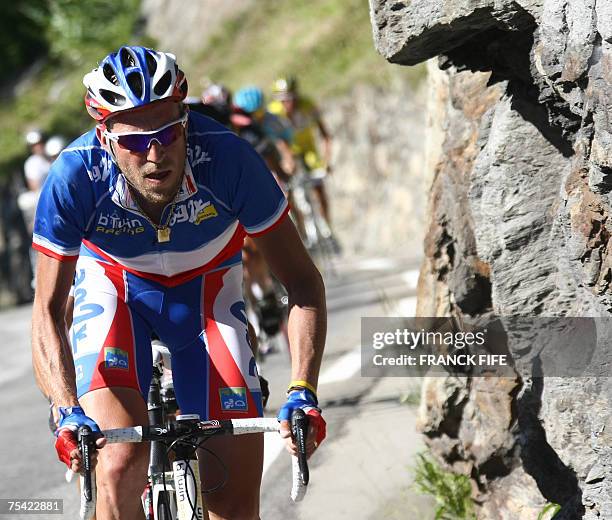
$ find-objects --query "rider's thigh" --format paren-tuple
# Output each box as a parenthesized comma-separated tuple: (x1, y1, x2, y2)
(198, 433, 264, 520)
(80, 387, 149, 516)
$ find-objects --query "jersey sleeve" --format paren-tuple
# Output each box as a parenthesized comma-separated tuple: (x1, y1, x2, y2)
(223, 136, 289, 236)
(32, 151, 94, 261)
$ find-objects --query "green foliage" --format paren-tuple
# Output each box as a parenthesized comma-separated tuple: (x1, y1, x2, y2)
(45, 0, 141, 64)
(413, 453, 476, 520)
(400, 389, 421, 406)
(538, 503, 561, 520)
(0, 0, 147, 177)
(0, 1, 49, 83)
(189, 0, 425, 99)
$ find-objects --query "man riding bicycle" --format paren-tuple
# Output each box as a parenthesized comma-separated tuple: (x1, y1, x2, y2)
(268, 76, 334, 227)
(31, 46, 327, 520)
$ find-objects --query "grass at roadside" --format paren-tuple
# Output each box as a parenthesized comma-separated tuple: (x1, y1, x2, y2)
(413, 453, 477, 520)
(187, 0, 425, 99)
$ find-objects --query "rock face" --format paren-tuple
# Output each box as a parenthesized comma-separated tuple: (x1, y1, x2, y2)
(322, 83, 428, 258)
(371, 0, 612, 518)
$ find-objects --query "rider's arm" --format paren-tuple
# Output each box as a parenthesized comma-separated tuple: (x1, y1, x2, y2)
(252, 217, 326, 389)
(314, 110, 332, 171)
(31, 253, 78, 407)
(275, 138, 296, 178)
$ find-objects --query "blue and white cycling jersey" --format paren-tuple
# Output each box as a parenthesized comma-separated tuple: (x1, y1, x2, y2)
(33, 111, 288, 284)
(32, 112, 289, 420)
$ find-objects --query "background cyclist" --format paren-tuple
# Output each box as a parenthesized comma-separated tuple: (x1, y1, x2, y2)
(232, 85, 295, 355)
(268, 76, 334, 228)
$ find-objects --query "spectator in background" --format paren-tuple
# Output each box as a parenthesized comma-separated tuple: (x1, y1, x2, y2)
(19, 130, 54, 287)
(44, 135, 67, 163)
(23, 130, 51, 191)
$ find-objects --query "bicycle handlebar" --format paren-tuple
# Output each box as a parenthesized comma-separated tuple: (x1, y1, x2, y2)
(78, 415, 310, 519)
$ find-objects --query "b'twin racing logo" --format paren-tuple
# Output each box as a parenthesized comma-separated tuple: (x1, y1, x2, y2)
(174, 460, 205, 519)
(96, 212, 145, 235)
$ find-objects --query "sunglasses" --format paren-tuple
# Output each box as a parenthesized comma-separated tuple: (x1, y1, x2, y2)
(103, 112, 188, 153)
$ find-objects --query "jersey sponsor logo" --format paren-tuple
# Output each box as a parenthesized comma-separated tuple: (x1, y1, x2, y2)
(219, 387, 248, 412)
(195, 203, 218, 224)
(169, 199, 218, 226)
(88, 155, 113, 183)
(95, 212, 146, 236)
(187, 144, 212, 167)
(104, 347, 129, 370)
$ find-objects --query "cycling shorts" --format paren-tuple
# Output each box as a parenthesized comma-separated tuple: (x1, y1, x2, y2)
(70, 257, 263, 420)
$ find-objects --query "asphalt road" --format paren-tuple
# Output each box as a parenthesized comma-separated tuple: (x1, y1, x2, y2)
(0, 255, 433, 519)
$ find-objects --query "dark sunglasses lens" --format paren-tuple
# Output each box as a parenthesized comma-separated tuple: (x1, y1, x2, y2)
(117, 123, 181, 152)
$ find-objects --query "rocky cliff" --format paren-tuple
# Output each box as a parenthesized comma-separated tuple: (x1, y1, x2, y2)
(323, 82, 428, 258)
(370, 0, 611, 518)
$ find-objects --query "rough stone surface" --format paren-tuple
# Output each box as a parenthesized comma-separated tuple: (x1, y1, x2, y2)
(371, 0, 612, 518)
(322, 83, 428, 258)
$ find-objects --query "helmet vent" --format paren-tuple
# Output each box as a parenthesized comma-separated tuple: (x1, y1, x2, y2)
(102, 63, 119, 86)
(126, 72, 144, 98)
(120, 47, 136, 68)
(154, 70, 172, 96)
(145, 51, 157, 76)
(100, 89, 126, 107)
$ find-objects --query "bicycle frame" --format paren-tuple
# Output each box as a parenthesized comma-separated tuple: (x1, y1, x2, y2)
(78, 416, 307, 519)
(76, 341, 309, 520)
(289, 163, 338, 276)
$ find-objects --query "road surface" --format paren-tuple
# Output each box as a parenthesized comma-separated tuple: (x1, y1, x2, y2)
(0, 255, 433, 519)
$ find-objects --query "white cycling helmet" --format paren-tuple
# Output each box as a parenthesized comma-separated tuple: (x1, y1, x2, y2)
(83, 45, 188, 122)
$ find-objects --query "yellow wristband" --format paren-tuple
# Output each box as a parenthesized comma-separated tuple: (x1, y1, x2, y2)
(288, 380, 317, 395)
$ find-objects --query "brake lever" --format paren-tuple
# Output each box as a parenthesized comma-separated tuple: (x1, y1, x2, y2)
(291, 409, 309, 485)
(78, 425, 96, 501)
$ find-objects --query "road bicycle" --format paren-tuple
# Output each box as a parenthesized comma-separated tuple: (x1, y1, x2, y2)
(288, 164, 339, 276)
(75, 342, 309, 520)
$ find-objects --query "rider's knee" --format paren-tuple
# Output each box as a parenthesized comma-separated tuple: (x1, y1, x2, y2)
(97, 442, 149, 495)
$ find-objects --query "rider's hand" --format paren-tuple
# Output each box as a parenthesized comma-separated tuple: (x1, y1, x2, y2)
(278, 388, 326, 459)
(55, 406, 106, 473)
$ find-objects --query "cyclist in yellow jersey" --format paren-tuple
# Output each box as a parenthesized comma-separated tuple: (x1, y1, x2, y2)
(268, 77, 334, 225)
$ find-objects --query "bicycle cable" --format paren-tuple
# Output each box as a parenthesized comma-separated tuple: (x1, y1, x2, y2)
(159, 430, 230, 518)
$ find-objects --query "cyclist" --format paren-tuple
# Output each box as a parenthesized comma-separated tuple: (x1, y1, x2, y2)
(233, 85, 295, 179)
(231, 86, 296, 353)
(268, 76, 334, 226)
(31, 46, 327, 520)
(198, 82, 233, 126)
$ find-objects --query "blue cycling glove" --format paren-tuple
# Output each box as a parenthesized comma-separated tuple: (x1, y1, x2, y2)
(55, 406, 101, 468)
(57, 406, 101, 433)
(278, 389, 327, 445)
